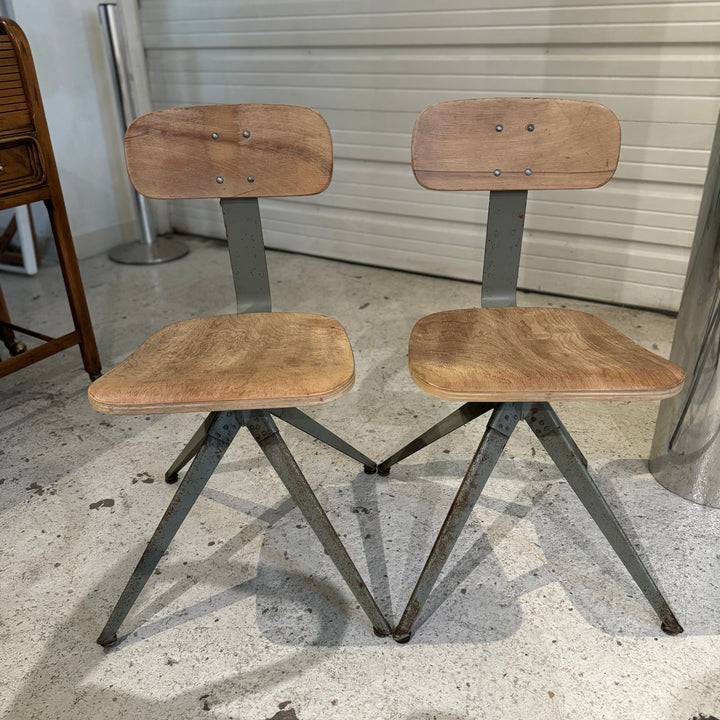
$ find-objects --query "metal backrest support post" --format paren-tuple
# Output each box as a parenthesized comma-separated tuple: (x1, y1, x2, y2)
(481, 190, 527, 308)
(220, 198, 271, 314)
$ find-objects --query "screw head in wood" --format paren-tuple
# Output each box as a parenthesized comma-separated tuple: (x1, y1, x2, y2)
(495, 124, 503, 132)
(243, 130, 251, 138)
(216, 176, 224, 184)
(493, 169, 501, 176)
(525, 168, 533, 175)
(526, 124, 535, 132)
(211, 132, 219, 140)
(247, 176, 255, 183)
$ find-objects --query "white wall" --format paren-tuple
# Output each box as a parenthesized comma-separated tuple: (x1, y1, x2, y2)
(9, 0, 141, 258)
(141, 0, 720, 312)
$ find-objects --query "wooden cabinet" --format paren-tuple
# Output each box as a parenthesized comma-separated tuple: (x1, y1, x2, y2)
(0, 18, 100, 380)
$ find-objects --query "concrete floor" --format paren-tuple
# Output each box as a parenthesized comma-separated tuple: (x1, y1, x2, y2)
(1, 237, 719, 720)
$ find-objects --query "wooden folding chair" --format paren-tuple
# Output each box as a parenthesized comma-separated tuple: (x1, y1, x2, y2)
(0, 18, 100, 380)
(377, 98, 686, 642)
(89, 104, 391, 646)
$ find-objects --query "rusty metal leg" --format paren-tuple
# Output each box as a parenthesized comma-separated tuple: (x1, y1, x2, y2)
(164, 412, 219, 483)
(245, 410, 393, 637)
(270, 406, 377, 472)
(377, 402, 496, 475)
(96, 411, 241, 647)
(393, 403, 520, 642)
(527, 403, 683, 635)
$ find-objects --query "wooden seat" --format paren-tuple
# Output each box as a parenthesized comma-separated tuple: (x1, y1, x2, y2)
(91, 104, 392, 648)
(88, 312, 354, 414)
(380, 98, 685, 643)
(409, 307, 685, 402)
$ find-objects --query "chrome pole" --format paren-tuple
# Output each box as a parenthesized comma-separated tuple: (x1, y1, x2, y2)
(99, 3, 187, 264)
(650, 107, 720, 508)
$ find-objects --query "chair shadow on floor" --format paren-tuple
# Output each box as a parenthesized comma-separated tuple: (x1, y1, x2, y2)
(4, 455, 720, 718)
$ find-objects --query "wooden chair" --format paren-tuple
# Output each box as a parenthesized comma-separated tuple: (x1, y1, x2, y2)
(0, 18, 100, 380)
(377, 98, 686, 642)
(89, 103, 392, 645)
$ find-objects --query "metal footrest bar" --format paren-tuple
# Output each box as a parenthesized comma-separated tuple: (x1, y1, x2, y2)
(377, 402, 495, 475)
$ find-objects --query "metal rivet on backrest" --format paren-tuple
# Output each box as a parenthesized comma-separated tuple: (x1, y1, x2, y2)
(216, 176, 224, 184)
(493, 169, 501, 176)
(211, 132, 219, 140)
(247, 176, 255, 183)
(525, 168, 533, 176)
(495, 124, 503, 132)
(526, 124, 535, 132)
(243, 130, 251, 138)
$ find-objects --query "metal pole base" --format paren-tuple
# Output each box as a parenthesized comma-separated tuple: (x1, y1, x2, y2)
(109, 236, 189, 265)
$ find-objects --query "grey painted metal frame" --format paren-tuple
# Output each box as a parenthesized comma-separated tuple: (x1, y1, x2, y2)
(98, 409, 391, 646)
(377, 402, 494, 474)
(481, 191, 527, 308)
(221, 198, 271, 314)
(97, 411, 242, 646)
(245, 412, 390, 635)
(99, 194, 388, 645)
(163, 198, 375, 485)
(393, 403, 520, 641)
(271, 406, 375, 470)
(164, 411, 219, 483)
(526, 404, 682, 635)
(392, 403, 683, 642)
(383, 189, 682, 640)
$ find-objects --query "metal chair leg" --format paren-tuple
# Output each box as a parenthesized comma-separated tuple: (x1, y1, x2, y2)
(393, 403, 520, 642)
(271, 406, 377, 473)
(164, 412, 219, 483)
(245, 410, 393, 637)
(96, 411, 241, 647)
(377, 402, 495, 475)
(527, 403, 683, 635)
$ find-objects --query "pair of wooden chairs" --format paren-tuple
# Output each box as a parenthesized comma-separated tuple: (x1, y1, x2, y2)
(88, 99, 685, 646)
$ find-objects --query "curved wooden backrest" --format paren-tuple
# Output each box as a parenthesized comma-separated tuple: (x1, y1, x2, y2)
(412, 98, 620, 191)
(125, 104, 332, 199)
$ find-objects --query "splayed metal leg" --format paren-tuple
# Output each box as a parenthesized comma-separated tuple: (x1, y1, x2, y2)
(377, 402, 495, 475)
(393, 404, 519, 642)
(164, 412, 219, 483)
(271, 406, 376, 472)
(97, 411, 240, 646)
(527, 403, 682, 635)
(247, 410, 392, 637)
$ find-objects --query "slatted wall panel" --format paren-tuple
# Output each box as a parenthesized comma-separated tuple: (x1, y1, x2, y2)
(139, 0, 720, 311)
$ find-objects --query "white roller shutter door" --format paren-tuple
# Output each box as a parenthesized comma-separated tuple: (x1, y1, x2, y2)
(139, 0, 720, 311)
